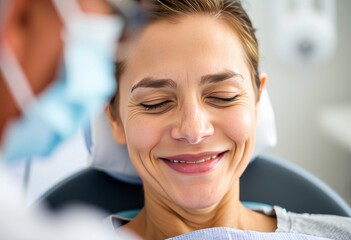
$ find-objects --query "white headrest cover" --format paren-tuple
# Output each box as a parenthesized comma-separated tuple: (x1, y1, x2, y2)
(87, 89, 277, 184)
(252, 89, 277, 158)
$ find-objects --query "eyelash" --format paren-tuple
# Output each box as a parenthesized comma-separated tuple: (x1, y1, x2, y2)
(140, 100, 172, 111)
(207, 96, 238, 102)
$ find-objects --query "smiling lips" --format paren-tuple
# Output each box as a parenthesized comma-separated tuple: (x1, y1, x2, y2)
(168, 154, 218, 164)
(160, 151, 225, 174)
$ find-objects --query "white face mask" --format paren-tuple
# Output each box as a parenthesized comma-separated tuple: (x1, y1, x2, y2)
(0, 0, 124, 162)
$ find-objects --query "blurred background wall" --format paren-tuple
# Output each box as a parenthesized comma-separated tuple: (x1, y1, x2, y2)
(246, 0, 351, 205)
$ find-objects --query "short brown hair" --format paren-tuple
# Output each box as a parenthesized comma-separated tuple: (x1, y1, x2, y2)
(110, 0, 259, 118)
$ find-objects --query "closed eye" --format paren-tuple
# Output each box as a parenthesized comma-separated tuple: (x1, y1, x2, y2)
(205, 95, 239, 108)
(140, 100, 173, 111)
(207, 96, 238, 102)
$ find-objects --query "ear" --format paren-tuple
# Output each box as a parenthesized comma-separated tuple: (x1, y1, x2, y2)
(105, 105, 127, 145)
(258, 72, 267, 96)
(255, 72, 267, 125)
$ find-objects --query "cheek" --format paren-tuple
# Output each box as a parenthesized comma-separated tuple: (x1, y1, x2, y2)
(219, 106, 255, 143)
(125, 116, 163, 154)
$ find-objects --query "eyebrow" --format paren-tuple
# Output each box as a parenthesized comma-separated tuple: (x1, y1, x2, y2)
(131, 70, 243, 93)
(200, 70, 244, 85)
(131, 77, 177, 92)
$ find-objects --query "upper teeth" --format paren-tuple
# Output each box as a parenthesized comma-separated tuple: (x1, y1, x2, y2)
(169, 154, 218, 164)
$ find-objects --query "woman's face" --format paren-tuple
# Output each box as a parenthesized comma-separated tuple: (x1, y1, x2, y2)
(110, 15, 259, 210)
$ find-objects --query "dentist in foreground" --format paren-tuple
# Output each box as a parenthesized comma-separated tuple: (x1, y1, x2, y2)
(0, 0, 141, 239)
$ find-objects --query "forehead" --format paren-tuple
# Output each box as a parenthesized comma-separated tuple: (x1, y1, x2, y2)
(123, 14, 248, 82)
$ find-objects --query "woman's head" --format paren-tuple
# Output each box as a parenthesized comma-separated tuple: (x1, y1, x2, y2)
(107, 0, 265, 210)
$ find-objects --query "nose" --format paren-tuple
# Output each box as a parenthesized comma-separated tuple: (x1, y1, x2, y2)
(171, 102, 214, 144)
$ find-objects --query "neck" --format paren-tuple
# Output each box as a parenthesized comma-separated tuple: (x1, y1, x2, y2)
(124, 181, 276, 240)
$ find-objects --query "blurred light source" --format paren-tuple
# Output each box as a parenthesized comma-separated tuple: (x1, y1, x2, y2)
(273, 0, 337, 66)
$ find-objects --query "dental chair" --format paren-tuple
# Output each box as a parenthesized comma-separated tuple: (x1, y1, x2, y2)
(39, 90, 351, 217)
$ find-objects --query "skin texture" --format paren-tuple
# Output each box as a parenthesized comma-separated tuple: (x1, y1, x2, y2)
(107, 15, 275, 240)
(0, 0, 113, 142)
